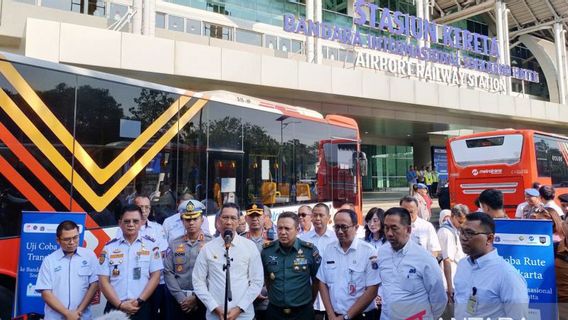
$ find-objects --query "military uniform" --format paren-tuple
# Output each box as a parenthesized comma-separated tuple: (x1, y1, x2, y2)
(97, 234, 164, 320)
(164, 232, 212, 319)
(261, 238, 321, 320)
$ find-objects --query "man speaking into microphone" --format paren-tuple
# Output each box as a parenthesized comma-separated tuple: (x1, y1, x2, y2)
(193, 202, 264, 320)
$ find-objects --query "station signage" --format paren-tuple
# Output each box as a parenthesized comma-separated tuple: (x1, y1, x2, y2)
(282, 0, 540, 93)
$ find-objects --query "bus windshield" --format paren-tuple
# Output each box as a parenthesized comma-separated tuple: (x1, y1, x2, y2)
(450, 134, 524, 166)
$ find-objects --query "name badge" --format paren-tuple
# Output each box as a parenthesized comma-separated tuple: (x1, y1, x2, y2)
(133, 267, 141, 280)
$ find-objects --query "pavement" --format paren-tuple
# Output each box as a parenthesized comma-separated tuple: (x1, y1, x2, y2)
(362, 191, 443, 229)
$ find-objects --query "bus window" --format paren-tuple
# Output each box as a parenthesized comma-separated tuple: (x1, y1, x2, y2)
(450, 134, 523, 166)
(534, 134, 568, 187)
(75, 75, 184, 225)
(0, 62, 78, 232)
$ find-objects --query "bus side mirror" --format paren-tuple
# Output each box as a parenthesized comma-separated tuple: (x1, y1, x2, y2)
(353, 151, 368, 177)
(359, 152, 368, 177)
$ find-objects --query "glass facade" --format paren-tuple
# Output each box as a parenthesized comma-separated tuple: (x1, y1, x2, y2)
(511, 44, 549, 99)
(362, 145, 413, 191)
(162, 0, 305, 26)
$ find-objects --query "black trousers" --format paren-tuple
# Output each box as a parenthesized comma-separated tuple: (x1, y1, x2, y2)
(314, 310, 327, 320)
(104, 301, 152, 320)
(151, 283, 175, 320)
(266, 303, 314, 320)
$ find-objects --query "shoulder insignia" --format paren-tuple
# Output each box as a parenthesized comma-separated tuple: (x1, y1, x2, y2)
(143, 235, 156, 243)
(300, 240, 314, 248)
(152, 246, 161, 259)
(263, 240, 276, 249)
(98, 250, 107, 265)
(106, 238, 118, 245)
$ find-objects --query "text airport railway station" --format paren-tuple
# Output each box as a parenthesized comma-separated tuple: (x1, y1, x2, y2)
(0, 0, 567, 191)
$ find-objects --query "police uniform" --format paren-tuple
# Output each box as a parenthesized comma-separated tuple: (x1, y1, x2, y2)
(164, 206, 212, 319)
(35, 247, 99, 320)
(163, 200, 209, 241)
(261, 238, 321, 319)
(97, 233, 164, 320)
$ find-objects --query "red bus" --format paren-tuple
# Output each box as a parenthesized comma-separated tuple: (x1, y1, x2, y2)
(0, 52, 364, 317)
(446, 129, 568, 216)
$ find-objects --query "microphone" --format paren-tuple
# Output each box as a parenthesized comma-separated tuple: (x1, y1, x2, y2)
(223, 229, 233, 249)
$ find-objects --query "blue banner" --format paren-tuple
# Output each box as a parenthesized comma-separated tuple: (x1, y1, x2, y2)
(15, 212, 86, 316)
(494, 219, 557, 320)
(431, 147, 448, 182)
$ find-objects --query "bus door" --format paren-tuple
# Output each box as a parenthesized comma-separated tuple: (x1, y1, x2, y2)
(207, 151, 243, 210)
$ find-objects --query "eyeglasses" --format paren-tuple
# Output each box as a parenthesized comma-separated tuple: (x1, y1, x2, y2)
(59, 235, 80, 243)
(333, 224, 353, 232)
(298, 213, 311, 218)
(122, 219, 140, 225)
(459, 229, 491, 240)
(220, 215, 239, 222)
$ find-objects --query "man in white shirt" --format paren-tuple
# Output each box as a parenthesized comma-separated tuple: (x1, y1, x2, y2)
(116, 196, 170, 319)
(36, 220, 99, 320)
(378, 207, 447, 320)
(437, 204, 468, 302)
(454, 212, 529, 319)
(192, 203, 264, 320)
(400, 196, 441, 258)
(317, 209, 380, 320)
(540, 185, 565, 218)
(98, 205, 164, 320)
(297, 205, 313, 235)
(479, 189, 508, 219)
(299, 203, 337, 320)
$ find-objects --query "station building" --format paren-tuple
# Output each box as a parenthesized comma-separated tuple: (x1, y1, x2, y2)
(0, 0, 566, 191)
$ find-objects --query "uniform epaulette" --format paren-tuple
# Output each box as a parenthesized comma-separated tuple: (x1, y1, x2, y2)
(299, 239, 314, 248)
(143, 234, 156, 243)
(263, 240, 276, 249)
(106, 238, 119, 245)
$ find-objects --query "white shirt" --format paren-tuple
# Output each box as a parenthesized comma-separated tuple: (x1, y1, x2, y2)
(115, 220, 168, 284)
(377, 240, 447, 320)
(316, 238, 380, 315)
(299, 228, 337, 311)
(544, 200, 565, 217)
(97, 234, 164, 300)
(163, 213, 211, 241)
(36, 247, 98, 320)
(192, 235, 264, 320)
(454, 249, 529, 319)
(436, 220, 465, 290)
(411, 217, 441, 254)
(515, 201, 528, 219)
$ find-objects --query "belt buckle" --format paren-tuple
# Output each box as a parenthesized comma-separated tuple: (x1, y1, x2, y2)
(283, 308, 292, 315)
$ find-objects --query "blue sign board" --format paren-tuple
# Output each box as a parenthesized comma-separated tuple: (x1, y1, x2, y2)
(431, 147, 448, 182)
(15, 212, 86, 316)
(494, 219, 557, 320)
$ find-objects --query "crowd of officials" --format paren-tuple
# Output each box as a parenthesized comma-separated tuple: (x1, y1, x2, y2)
(34, 182, 568, 320)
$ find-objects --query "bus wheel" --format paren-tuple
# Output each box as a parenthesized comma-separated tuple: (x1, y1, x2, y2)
(0, 284, 13, 320)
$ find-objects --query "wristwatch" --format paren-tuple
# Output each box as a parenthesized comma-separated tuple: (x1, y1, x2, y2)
(343, 315, 350, 320)
(136, 298, 146, 306)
